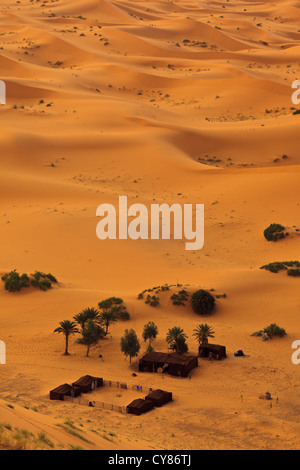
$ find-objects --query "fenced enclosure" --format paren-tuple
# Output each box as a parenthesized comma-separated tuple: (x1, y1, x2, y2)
(63, 379, 153, 414)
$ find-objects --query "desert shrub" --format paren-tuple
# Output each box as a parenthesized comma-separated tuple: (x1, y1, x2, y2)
(145, 295, 160, 307)
(263, 223, 286, 242)
(32, 271, 57, 284)
(39, 279, 52, 291)
(1, 270, 30, 292)
(191, 290, 215, 315)
(263, 323, 286, 338)
(251, 330, 263, 337)
(260, 261, 300, 274)
(117, 309, 130, 320)
(46, 273, 57, 283)
(30, 279, 39, 288)
(98, 297, 130, 321)
(138, 283, 183, 299)
(171, 290, 189, 305)
(159, 284, 170, 291)
(287, 268, 300, 277)
(2, 270, 57, 292)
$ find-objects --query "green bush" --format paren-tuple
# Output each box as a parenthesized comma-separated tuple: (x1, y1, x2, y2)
(117, 309, 130, 320)
(98, 297, 130, 320)
(145, 295, 160, 307)
(171, 290, 189, 306)
(287, 268, 300, 277)
(46, 273, 57, 283)
(1, 270, 30, 292)
(263, 223, 286, 242)
(191, 290, 215, 315)
(2, 270, 57, 292)
(39, 279, 52, 291)
(32, 271, 57, 283)
(263, 323, 286, 338)
(260, 261, 300, 274)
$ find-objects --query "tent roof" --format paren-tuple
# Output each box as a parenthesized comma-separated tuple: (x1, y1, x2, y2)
(198, 343, 226, 351)
(146, 389, 171, 399)
(140, 352, 197, 365)
(127, 399, 149, 409)
(50, 383, 73, 394)
(72, 375, 102, 387)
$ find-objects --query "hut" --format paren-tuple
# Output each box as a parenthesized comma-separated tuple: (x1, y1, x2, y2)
(127, 398, 154, 416)
(198, 343, 227, 360)
(50, 383, 81, 401)
(139, 352, 198, 377)
(145, 389, 172, 407)
(72, 375, 103, 393)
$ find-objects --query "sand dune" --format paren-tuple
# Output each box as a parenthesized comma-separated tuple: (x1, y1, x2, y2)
(0, 0, 299, 450)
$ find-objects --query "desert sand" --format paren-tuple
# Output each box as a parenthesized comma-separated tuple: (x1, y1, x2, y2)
(0, 0, 299, 450)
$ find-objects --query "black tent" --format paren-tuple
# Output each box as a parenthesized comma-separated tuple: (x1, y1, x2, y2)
(72, 375, 103, 393)
(198, 343, 227, 360)
(127, 398, 154, 416)
(139, 352, 198, 377)
(145, 389, 172, 407)
(50, 383, 81, 401)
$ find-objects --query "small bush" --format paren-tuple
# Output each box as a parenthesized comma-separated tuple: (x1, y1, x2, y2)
(39, 279, 52, 291)
(191, 290, 215, 315)
(287, 268, 300, 277)
(117, 309, 130, 320)
(46, 273, 57, 283)
(1, 270, 57, 292)
(98, 297, 130, 320)
(260, 261, 300, 274)
(263, 323, 286, 338)
(263, 223, 286, 242)
(145, 295, 160, 307)
(171, 290, 189, 305)
(1, 270, 30, 292)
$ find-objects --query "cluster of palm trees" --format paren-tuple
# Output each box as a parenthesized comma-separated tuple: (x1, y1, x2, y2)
(166, 323, 215, 353)
(119, 322, 215, 364)
(54, 303, 215, 361)
(54, 300, 128, 356)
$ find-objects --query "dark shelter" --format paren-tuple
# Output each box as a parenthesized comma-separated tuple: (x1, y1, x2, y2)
(72, 375, 103, 393)
(50, 383, 81, 401)
(127, 398, 154, 415)
(145, 389, 173, 407)
(198, 343, 227, 360)
(139, 352, 198, 377)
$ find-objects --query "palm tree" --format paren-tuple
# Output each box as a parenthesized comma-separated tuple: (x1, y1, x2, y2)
(74, 307, 100, 332)
(54, 320, 79, 355)
(166, 326, 188, 353)
(192, 324, 215, 345)
(81, 319, 104, 357)
(73, 312, 88, 331)
(99, 310, 117, 335)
